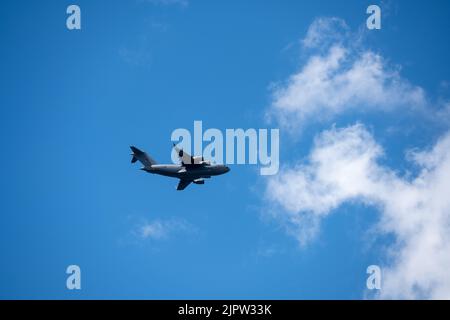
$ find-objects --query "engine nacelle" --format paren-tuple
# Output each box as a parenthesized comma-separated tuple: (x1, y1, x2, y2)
(191, 156, 204, 164)
(193, 179, 205, 185)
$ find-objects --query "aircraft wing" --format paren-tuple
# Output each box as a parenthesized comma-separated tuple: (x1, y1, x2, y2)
(176, 179, 192, 191)
(173, 144, 193, 165)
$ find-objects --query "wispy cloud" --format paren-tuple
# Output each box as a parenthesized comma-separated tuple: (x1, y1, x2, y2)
(118, 34, 153, 67)
(302, 17, 350, 49)
(134, 218, 195, 240)
(119, 47, 152, 67)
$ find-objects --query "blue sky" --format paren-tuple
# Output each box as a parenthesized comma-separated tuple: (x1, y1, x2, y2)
(1, 0, 450, 299)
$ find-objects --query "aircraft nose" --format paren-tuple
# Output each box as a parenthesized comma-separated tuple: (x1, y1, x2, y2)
(224, 166, 230, 173)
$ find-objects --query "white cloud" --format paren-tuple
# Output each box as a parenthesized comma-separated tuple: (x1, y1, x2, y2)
(136, 218, 194, 240)
(302, 17, 349, 49)
(119, 47, 152, 67)
(266, 123, 450, 299)
(263, 16, 450, 300)
(269, 17, 426, 131)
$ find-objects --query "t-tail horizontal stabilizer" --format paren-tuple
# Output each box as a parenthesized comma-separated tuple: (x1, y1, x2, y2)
(130, 146, 157, 168)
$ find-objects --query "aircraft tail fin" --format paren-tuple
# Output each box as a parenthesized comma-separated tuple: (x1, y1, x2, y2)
(130, 146, 157, 168)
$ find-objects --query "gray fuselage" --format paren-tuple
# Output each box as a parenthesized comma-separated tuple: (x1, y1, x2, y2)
(143, 164, 230, 180)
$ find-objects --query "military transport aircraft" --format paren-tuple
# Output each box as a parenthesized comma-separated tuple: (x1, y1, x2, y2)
(130, 144, 230, 190)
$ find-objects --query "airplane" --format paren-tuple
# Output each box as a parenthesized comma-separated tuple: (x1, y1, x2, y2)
(130, 144, 230, 190)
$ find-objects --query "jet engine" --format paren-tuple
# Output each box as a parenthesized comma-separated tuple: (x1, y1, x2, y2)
(192, 156, 204, 164)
